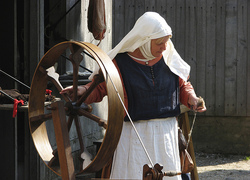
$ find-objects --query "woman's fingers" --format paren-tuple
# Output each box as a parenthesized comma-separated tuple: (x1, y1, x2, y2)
(60, 86, 87, 100)
(60, 86, 73, 94)
(196, 105, 206, 112)
(190, 96, 207, 112)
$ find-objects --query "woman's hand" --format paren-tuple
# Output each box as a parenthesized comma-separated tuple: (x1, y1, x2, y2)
(60, 85, 87, 99)
(188, 95, 206, 112)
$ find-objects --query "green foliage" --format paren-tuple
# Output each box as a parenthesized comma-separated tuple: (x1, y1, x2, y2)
(244, 156, 250, 161)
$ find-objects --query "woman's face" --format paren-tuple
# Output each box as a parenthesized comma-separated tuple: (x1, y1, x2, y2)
(151, 36, 170, 57)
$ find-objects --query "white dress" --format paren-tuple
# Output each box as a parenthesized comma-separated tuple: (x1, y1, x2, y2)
(110, 117, 181, 180)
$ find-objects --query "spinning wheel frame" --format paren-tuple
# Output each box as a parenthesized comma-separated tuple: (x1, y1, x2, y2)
(28, 41, 124, 176)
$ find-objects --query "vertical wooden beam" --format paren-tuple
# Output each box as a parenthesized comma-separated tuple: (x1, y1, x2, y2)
(24, 0, 44, 84)
(165, 0, 176, 41)
(225, 0, 237, 115)
(51, 101, 75, 180)
(196, 0, 206, 113)
(215, 0, 226, 116)
(113, 0, 125, 45)
(181, 112, 199, 180)
(247, 0, 250, 116)
(124, 0, 135, 35)
(24, 1, 44, 179)
(205, 0, 216, 115)
(185, 0, 197, 89)
(236, 0, 248, 116)
(175, 0, 186, 58)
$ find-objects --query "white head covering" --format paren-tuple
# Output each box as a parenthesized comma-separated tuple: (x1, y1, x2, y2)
(139, 41, 155, 60)
(91, 12, 190, 81)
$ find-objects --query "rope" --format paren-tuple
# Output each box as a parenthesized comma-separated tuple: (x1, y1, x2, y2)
(106, 72, 155, 168)
(187, 112, 197, 147)
(180, 111, 197, 173)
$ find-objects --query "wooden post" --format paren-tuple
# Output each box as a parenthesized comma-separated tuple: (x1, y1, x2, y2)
(50, 101, 75, 180)
(180, 112, 199, 180)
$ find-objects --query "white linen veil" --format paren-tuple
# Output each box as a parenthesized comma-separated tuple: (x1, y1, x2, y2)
(90, 11, 190, 81)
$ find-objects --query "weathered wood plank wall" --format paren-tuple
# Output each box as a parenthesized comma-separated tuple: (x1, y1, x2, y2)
(112, 0, 250, 117)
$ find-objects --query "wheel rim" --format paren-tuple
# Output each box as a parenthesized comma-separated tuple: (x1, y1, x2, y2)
(28, 41, 124, 175)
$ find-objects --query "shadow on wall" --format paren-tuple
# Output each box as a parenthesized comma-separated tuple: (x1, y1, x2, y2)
(191, 116, 250, 155)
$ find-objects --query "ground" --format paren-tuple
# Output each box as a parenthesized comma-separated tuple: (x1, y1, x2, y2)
(195, 152, 250, 180)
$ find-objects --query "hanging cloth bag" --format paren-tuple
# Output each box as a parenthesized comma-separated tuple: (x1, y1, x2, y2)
(87, 0, 106, 41)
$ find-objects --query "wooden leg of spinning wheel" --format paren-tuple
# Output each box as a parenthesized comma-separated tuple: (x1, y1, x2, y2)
(181, 112, 199, 180)
(51, 101, 75, 180)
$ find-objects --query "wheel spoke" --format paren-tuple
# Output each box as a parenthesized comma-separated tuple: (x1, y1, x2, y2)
(69, 43, 83, 55)
(74, 116, 84, 153)
(46, 67, 63, 90)
(38, 65, 71, 102)
(78, 109, 107, 129)
(76, 72, 104, 107)
(67, 115, 74, 132)
(46, 66, 71, 102)
(72, 64, 79, 102)
(69, 44, 83, 102)
(29, 113, 52, 129)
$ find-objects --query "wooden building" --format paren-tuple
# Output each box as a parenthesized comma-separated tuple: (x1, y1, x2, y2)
(111, 0, 250, 155)
(0, 0, 249, 179)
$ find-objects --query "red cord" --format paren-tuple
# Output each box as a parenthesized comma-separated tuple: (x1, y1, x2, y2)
(46, 89, 52, 95)
(13, 99, 24, 118)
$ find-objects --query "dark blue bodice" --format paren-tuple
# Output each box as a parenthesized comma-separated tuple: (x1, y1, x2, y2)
(115, 53, 180, 121)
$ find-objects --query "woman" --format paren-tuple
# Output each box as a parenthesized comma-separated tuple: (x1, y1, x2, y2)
(61, 12, 206, 179)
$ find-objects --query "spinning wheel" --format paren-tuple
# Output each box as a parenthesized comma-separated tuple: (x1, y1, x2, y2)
(28, 41, 124, 178)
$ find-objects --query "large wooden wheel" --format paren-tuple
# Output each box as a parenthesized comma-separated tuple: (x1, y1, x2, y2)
(28, 41, 124, 177)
